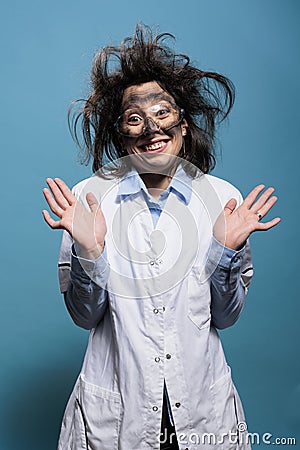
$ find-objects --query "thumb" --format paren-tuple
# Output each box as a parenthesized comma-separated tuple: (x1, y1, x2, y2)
(223, 198, 237, 216)
(86, 192, 99, 214)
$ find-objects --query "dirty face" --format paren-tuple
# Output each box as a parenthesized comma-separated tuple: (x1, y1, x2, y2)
(118, 81, 188, 176)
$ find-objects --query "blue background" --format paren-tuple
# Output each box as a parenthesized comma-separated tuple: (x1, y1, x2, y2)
(1, 0, 299, 448)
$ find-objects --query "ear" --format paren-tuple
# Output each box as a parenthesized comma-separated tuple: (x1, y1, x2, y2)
(181, 119, 188, 136)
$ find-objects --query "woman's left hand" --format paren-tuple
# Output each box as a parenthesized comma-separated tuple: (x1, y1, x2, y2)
(213, 184, 281, 251)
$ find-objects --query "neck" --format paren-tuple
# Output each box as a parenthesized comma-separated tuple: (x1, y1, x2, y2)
(141, 173, 172, 189)
(140, 173, 172, 201)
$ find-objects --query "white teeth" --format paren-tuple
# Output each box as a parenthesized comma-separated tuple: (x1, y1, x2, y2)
(144, 141, 165, 151)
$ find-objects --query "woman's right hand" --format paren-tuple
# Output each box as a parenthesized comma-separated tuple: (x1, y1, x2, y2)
(42, 178, 107, 260)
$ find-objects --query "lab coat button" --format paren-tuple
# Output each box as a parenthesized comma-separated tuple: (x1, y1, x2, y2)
(155, 356, 161, 362)
(150, 260, 155, 266)
(153, 308, 159, 314)
(152, 406, 158, 412)
(166, 354, 171, 359)
(175, 402, 181, 408)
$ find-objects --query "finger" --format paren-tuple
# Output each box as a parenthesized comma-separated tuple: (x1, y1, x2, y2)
(43, 188, 64, 217)
(45, 180, 70, 211)
(53, 178, 76, 206)
(256, 217, 281, 231)
(250, 187, 275, 213)
(86, 192, 100, 214)
(243, 184, 265, 209)
(255, 195, 278, 219)
(46, 178, 71, 209)
(42, 210, 63, 229)
(223, 198, 237, 216)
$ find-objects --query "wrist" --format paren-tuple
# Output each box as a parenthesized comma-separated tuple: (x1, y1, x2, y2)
(75, 243, 105, 260)
(213, 234, 243, 252)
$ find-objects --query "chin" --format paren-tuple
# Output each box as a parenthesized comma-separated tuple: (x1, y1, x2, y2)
(128, 151, 179, 175)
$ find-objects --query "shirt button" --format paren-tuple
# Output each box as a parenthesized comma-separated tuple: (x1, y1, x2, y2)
(153, 308, 159, 314)
(175, 402, 181, 408)
(166, 354, 172, 359)
(155, 356, 160, 362)
(162, 306, 166, 312)
(152, 406, 158, 412)
(158, 259, 163, 264)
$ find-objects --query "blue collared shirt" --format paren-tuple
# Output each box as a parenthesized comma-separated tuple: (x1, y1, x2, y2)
(118, 164, 192, 228)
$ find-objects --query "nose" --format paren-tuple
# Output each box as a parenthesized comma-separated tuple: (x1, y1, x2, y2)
(142, 116, 160, 135)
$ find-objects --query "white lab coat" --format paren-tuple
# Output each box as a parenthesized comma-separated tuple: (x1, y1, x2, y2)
(57, 169, 253, 450)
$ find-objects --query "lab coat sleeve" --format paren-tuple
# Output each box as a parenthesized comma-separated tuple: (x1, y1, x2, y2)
(207, 236, 253, 330)
(58, 230, 109, 330)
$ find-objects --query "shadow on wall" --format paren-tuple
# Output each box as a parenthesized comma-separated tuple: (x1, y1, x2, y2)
(4, 363, 79, 450)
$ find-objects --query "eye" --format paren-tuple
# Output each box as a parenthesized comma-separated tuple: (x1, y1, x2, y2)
(156, 107, 171, 117)
(127, 114, 143, 125)
(150, 103, 174, 119)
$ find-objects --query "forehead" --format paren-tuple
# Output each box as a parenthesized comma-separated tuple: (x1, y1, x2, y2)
(122, 81, 175, 109)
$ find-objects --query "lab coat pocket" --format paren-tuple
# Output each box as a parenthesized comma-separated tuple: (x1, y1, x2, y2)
(187, 267, 211, 330)
(71, 399, 88, 449)
(74, 375, 121, 450)
(210, 367, 247, 449)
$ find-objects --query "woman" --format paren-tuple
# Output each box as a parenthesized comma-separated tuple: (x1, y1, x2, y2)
(43, 25, 280, 450)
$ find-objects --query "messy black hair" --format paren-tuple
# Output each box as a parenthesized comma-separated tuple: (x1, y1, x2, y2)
(69, 23, 235, 175)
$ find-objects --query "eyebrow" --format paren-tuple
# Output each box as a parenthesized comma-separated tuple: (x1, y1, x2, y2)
(122, 92, 176, 111)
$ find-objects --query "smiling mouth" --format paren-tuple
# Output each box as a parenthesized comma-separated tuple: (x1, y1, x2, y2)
(141, 140, 169, 152)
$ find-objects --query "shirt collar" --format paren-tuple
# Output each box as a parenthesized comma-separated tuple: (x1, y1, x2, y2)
(117, 163, 192, 205)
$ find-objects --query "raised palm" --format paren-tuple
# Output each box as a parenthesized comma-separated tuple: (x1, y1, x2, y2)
(42, 178, 107, 260)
